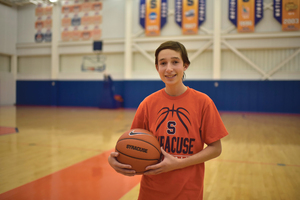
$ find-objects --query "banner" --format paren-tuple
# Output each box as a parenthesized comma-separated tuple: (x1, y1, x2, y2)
(34, 3, 52, 42)
(274, 0, 300, 31)
(61, 0, 103, 41)
(175, 0, 206, 35)
(229, 0, 263, 33)
(139, 0, 168, 36)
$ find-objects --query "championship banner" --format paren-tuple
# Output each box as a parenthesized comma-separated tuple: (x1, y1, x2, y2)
(35, 4, 52, 42)
(139, 0, 168, 36)
(61, 0, 103, 41)
(229, 0, 263, 33)
(274, 0, 300, 31)
(175, 0, 206, 35)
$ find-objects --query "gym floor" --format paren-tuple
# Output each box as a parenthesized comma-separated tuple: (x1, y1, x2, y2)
(0, 106, 299, 200)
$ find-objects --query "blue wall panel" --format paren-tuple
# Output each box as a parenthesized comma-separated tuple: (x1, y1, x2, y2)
(184, 81, 300, 113)
(57, 81, 103, 107)
(16, 80, 300, 113)
(17, 81, 53, 106)
(123, 81, 165, 108)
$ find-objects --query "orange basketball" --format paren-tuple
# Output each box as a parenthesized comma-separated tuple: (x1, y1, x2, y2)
(115, 128, 161, 174)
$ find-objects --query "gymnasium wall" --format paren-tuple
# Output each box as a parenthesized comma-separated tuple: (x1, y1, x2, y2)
(0, 3, 17, 105)
(1, 0, 300, 113)
(0, 3, 17, 55)
(16, 80, 300, 113)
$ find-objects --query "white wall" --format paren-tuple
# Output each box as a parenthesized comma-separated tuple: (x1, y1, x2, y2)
(0, 0, 298, 99)
(0, 4, 17, 55)
(17, 4, 37, 43)
(0, 55, 10, 72)
(14, 0, 300, 82)
(0, 3, 17, 105)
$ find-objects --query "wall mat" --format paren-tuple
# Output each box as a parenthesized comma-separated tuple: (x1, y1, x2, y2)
(17, 80, 300, 113)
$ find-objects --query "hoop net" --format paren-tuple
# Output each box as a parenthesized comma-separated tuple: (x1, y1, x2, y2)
(81, 54, 106, 72)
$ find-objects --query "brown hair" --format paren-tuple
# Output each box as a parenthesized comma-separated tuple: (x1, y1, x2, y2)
(155, 41, 190, 66)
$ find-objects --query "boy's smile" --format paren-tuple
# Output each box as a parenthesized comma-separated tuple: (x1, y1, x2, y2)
(156, 49, 187, 86)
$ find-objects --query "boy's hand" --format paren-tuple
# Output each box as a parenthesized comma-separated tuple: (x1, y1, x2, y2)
(108, 152, 136, 176)
(143, 147, 180, 175)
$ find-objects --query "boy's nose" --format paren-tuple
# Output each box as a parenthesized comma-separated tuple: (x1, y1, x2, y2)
(166, 63, 173, 72)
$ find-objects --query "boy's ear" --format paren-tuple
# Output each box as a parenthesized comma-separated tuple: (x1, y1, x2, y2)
(156, 65, 159, 71)
(184, 63, 189, 70)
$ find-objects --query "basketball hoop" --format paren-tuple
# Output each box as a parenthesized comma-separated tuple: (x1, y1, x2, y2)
(81, 40, 107, 73)
(81, 54, 106, 72)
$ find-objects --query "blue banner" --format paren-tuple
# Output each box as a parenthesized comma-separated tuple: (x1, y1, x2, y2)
(139, 0, 168, 29)
(228, 0, 237, 26)
(255, 0, 263, 24)
(273, 0, 282, 23)
(199, 0, 206, 26)
(161, 0, 168, 28)
(175, 0, 182, 26)
(140, 0, 146, 28)
(175, 0, 206, 28)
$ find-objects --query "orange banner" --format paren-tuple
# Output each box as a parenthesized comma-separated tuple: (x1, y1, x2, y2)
(82, 2, 92, 12)
(61, 15, 71, 27)
(145, 0, 161, 36)
(93, 14, 102, 25)
(237, 0, 255, 32)
(44, 17, 52, 29)
(182, 0, 198, 34)
(82, 13, 92, 26)
(92, 2, 102, 11)
(61, 28, 71, 41)
(35, 6, 43, 17)
(61, 1, 103, 41)
(62, 5, 73, 14)
(35, 20, 44, 30)
(44, 6, 52, 15)
(282, 0, 300, 31)
(72, 27, 82, 41)
(92, 26, 102, 40)
(73, 4, 82, 14)
(82, 28, 92, 40)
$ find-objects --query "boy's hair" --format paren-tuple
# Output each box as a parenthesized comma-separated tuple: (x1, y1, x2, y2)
(155, 41, 190, 66)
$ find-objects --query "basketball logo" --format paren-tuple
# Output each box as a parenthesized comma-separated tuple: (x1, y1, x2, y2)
(115, 129, 161, 174)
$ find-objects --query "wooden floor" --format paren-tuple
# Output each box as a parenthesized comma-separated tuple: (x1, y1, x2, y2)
(0, 106, 299, 200)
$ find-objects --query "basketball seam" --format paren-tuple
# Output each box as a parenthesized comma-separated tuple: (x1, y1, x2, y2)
(117, 138, 161, 154)
(116, 149, 160, 161)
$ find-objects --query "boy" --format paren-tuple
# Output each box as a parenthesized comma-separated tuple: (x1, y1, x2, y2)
(108, 41, 228, 199)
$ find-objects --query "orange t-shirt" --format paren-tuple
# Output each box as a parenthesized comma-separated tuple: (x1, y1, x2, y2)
(131, 87, 228, 200)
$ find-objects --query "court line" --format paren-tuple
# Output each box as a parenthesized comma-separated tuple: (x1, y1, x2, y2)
(214, 158, 300, 167)
(0, 149, 141, 200)
(0, 126, 18, 136)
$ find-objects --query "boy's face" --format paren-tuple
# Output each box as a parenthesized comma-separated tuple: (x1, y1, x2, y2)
(156, 49, 188, 86)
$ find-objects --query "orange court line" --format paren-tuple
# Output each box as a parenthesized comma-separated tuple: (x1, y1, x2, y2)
(0, 126, 18, 136)
(0, 149, 141, 200)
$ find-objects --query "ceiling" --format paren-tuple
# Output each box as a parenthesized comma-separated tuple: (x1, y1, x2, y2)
(0, 0, 55, 6)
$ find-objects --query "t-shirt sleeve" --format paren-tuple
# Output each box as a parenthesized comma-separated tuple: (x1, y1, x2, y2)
(201, 100, 228, 144)
(131, 100, 149, 131)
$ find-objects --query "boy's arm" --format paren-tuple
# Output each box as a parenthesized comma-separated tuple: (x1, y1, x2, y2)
(144, 139, 222, 175)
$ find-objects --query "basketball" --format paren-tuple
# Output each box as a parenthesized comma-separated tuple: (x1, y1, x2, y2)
(115, 128, 161, 174)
